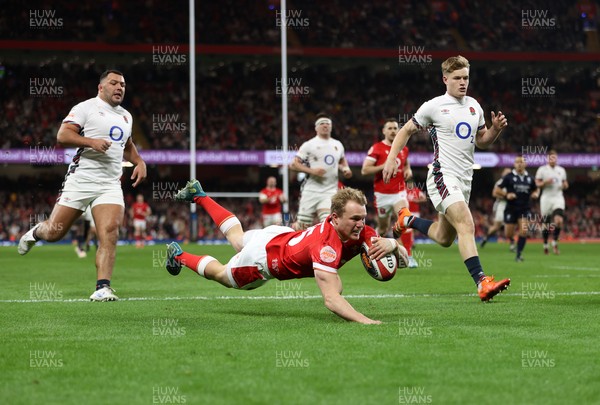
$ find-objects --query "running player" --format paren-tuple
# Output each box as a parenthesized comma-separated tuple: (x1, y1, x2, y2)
(18, 69, 147, 301)
(494, 156, 539, 262)
(535, 150, 568, 255)
(382, 55, 511, 301)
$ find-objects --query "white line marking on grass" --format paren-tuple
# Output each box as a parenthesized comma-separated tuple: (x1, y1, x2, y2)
(534, 275, 600, 278)
(550, 266, 600, 271)
(2, 291, 600, 304)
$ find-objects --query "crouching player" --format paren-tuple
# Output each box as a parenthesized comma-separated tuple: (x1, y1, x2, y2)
(166, 180, 408, 325)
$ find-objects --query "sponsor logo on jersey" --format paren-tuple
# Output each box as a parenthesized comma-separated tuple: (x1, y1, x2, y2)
(319, 246, 337, 263)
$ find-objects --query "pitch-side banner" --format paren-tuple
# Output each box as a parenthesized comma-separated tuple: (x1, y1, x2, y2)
(2, 148, 599, 168)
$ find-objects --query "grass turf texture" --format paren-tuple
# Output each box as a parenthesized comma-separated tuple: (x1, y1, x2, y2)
(1, 242, 599, 405)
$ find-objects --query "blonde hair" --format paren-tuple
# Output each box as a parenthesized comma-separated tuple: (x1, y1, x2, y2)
(441, 55, 470, 75)
(331, 187, 367, 217)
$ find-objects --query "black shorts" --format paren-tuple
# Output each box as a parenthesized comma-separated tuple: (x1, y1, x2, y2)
(504, 207, 531, 224)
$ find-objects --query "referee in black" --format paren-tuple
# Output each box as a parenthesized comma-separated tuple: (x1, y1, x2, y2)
(493, 155, 539, 262)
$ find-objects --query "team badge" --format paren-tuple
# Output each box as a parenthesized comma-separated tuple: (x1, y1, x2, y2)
(469, 107, 476, 115)
(123, 116, 128, 123)
(441, 109, 450, 114)
(319, 246, 337, 263)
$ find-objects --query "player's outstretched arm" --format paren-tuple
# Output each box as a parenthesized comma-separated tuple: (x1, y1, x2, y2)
(475, 111, 508, 149)
(314, 270, 381, 324)
(382, 120, 417, 183)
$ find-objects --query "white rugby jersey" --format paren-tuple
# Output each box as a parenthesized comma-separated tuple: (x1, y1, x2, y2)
(413, 92, 485, 180)
(535, 164, 567, 198)
(62, 96, 133, 183)
(296, 135, 345, 193)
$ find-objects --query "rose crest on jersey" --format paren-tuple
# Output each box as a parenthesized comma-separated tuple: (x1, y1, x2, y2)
(319, 246, 337, 263)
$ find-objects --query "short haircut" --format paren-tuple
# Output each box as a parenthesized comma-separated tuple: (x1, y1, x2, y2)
(383, 117, 398, 127)
(441, 55, 469, 75)
(331, 187, 367, 217)
(548, 149, 557, 156)
(99, 69, 124, 83)
(315, 112, 332, 120)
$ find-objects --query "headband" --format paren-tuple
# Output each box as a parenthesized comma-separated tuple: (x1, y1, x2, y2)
(315, 118, 332, 127)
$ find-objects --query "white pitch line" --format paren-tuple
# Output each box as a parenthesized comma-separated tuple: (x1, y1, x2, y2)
(550, 266, 600, 271)
(2, 291, 600, 304)
(534, 275, 600, 278)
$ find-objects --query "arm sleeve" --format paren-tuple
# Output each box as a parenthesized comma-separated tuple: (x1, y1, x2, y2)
(296, 141, 310, 163)
(63, 102, 88, 128)
(477, 102, 486, 131)
(412, 100, 434, 129)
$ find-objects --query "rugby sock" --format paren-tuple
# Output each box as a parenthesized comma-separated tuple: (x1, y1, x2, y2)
(553, 226, 561, 241)
(32, 227, 40, 242)
(542, 228, 549, 244)
(407, 216, 433, 236)
(176, 252, 202, 274)
(516, 236, 527, 257)
(465, 256, 485, 285)
(193, 196, 240, 235)
(96, 279, 110, 290)
(176, 253, 217, 277)
(400, 231, 413, 256)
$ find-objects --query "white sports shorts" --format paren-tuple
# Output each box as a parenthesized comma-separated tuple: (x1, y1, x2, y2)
(374, 190, 407, 218)
(426, 170, 471, 214)
(226, 225, 294, 290)
(133, 218, 147, 231)
(58, 177, 124, 211)
(493, 200, 507, 223)
(297, 189, 335, 224)
(262, 213, 283, 227)
(540, 195, 565, 217)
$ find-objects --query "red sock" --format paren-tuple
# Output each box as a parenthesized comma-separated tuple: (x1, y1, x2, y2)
(176, 252, 203, 273)
(135, 235, 141, 241)
(401, 231, 413, 256)
(193, 196, 235, 227)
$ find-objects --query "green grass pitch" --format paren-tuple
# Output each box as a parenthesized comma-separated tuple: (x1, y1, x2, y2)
(1, 242, 599, 404)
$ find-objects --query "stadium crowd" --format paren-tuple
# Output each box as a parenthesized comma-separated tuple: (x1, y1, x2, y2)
(1, 0, 589, 51)
(2, 61, 599, 153)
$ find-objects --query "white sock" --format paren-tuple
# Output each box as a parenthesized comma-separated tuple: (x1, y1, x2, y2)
(197, 256, 217, 277)
(220, 217, 241, 235)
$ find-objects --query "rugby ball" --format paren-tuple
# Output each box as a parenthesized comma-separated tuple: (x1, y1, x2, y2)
(360, 241, 399, 282)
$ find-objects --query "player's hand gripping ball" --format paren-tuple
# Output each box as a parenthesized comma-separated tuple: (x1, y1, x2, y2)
(360, 238, 407, 281)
